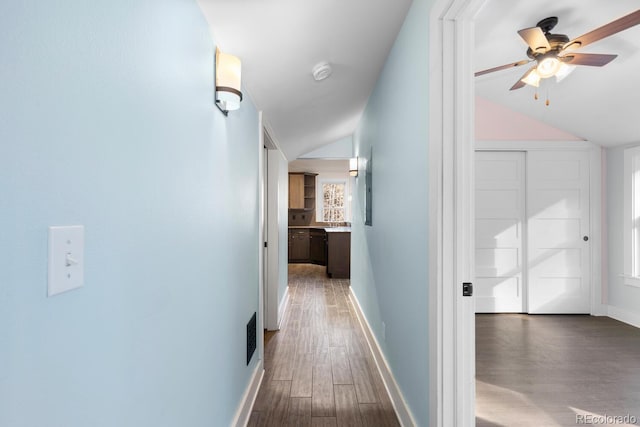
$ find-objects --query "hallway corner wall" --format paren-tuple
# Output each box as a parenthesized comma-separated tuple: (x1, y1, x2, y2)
(350, 0, 431, 424)
(0, 1, 260, 426)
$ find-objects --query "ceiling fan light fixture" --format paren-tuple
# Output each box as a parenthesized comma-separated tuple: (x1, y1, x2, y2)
(536, 56, 561, 78)
(521, 68, 541, 87)
(555, 62, 576, 82)
(475, 9, 640, 91)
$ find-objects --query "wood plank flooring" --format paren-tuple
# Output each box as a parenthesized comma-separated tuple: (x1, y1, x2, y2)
(250, 264, 400, 427)
(477, 314, 640, 427)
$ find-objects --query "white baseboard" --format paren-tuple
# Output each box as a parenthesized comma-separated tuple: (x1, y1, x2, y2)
(348, 288, 417, 427)
(232, 360, 264, 427)
(591, 305, 608, 317)
(277, 286, 290, 329)
(607, 305, 640, 329)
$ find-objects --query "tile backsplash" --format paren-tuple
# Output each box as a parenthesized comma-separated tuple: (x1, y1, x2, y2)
(288, 211, 313, 226)
(288, 210, 350, 227)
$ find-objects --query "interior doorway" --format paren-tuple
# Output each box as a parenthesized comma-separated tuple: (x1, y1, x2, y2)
(262, 144, 270, 345)
(428, 1, 610, 424)
(263, 127, 281, 333)
(475, 149, 592, 314)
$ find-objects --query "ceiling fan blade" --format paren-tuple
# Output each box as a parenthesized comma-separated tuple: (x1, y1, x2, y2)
(475, 59, 531, 77)
(560, 52, 618, 66)
(510, 79, 527, 91)
(563, 9, 640, 51)
(509, 67, 535, 91)
(517, 27, 551, 52)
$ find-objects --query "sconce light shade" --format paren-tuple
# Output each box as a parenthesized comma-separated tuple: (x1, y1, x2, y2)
(215, 48, 242, 116)
(349, 157, 359, 177)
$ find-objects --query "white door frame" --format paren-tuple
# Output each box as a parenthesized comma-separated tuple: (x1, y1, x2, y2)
(257, 111, 266, 364)
(429, 0, 483, 425)
(429, 0, 606, 422)
(263, 126, 286, 331)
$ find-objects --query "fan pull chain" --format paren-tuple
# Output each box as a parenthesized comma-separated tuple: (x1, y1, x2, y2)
(546, 87, 550, 106)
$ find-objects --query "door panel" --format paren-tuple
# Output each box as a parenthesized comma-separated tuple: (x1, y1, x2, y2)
(476, 277, 520, 299)
(527, 151, 590, 313)
(475, 152, 525, 313)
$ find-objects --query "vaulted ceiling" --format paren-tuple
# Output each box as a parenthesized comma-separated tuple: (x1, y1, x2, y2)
(197, 0, 413, 160)
(475, 0, 640, 147)
(197, 0, 640, 158)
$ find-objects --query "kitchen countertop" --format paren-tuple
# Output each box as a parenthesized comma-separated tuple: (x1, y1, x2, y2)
(324, 227, 351, 233)
(288, 226, 351, 232)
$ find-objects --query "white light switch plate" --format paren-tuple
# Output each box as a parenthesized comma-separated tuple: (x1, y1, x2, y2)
(48, 225, 84, 297)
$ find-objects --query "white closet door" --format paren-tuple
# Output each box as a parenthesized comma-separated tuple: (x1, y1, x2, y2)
(527, 150, 590, 313)
(475, 151, 526, 313)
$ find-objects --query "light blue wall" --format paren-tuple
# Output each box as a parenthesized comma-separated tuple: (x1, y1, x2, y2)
(606, 145, 640, 316)
(0, 1, 260, 426)
(351, 0, 431, 424)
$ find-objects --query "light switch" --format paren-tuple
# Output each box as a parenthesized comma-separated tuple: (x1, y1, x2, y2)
(48, 225, 84, 297)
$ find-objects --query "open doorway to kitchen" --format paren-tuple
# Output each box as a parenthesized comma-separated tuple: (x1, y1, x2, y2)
(287, 159, 353, 280)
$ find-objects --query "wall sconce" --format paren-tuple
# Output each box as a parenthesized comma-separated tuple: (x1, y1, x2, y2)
(215, 48, 242, 116)
(349, 157, 359, 177)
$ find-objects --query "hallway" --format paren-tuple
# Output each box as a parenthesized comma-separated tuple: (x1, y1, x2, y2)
(249, 264, 400, 426)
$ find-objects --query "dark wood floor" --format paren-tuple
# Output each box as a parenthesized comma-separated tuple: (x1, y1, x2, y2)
(477, 314, 640, 426)
(250, 264, 400, 427)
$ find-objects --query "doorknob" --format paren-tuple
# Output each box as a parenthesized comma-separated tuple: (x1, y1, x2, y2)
(583, 236, 589, 241)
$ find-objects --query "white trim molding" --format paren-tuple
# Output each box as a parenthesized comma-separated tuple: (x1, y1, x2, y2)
(257, 111, 266, 374)
(619, 274, 640, 288)
(476, 140, 595, 151)
(607, 305, 640, 329)
(232, 361, 264, 427)
(429, 0, 482, 425)
(623, 145, 640, 284)
(589, 145, 606, 316)
(349, 289, 416, 427)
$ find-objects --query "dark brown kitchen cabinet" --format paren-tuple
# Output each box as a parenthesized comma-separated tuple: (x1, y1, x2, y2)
(309, 229, 327, 265)
(326, 231, 350, 279)
(288, 229, 309, 262)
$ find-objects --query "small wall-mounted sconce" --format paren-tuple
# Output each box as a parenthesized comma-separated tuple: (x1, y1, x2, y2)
(215, 48, 242, 116)
(349, 157, 359, 177)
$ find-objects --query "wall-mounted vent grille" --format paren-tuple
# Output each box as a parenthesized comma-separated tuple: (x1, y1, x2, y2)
(247, 312, 257, 366)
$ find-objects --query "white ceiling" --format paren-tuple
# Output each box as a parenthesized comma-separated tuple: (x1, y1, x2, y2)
(475, 0, 640, 147)
(197, 0, 413, 160)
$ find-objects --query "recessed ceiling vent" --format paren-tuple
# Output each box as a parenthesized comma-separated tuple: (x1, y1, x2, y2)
(312, 62, 332, 81)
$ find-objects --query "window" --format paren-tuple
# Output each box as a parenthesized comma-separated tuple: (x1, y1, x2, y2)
(624, 146, 640, 286)
(321, 180, 346, 223)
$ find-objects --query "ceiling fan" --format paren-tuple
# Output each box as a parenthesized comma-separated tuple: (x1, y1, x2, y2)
(475, 9, 640, 91)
